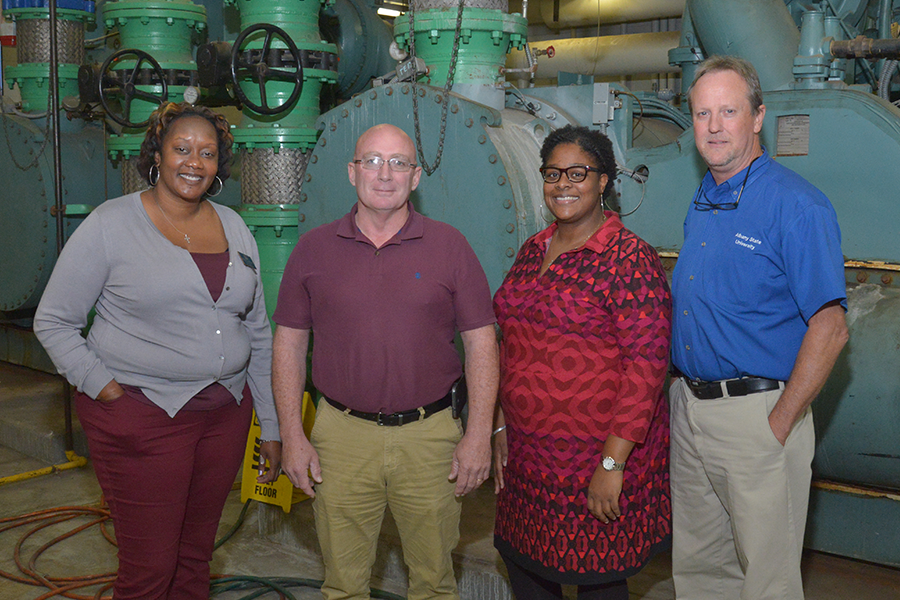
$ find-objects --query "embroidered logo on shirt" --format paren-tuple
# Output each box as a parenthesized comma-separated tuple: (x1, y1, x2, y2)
(238, 252, 257, 273)
(734, 233, 761, 250)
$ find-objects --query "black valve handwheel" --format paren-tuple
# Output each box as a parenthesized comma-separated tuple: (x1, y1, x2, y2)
(230, 23, 304, 116)
(98, 48, 169, 129)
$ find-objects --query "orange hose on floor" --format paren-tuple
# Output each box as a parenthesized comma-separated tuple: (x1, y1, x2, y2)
(0, 496, 266, 600)
(0, 503, 115, 599)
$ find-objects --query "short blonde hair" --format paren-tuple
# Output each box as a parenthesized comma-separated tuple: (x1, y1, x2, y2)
(688, 55, 764, 116)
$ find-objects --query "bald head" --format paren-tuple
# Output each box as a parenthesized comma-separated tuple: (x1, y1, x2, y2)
(355, 124, 416, 160)
(348, 123, 423, 224)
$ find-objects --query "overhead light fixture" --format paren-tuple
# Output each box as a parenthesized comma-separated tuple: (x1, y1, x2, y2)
(377, 8, 402, 17)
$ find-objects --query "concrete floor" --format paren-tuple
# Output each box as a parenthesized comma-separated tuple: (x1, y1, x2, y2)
(1, 362, 899, 599)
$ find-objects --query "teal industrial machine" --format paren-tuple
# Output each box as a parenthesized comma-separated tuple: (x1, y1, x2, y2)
(1, 0, 898, 568)
(0, 0, 106, 372)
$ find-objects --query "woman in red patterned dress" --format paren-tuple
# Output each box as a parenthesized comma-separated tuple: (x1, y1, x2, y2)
(492, 125, 672, 599)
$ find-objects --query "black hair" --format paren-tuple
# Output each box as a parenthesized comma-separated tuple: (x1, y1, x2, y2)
(540, 125, 617, 199)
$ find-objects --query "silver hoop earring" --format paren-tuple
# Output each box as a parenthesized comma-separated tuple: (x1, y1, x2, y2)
(206, 176, 223, 197)
(148, 164, 160, 187)
(540, 203, 555, 224)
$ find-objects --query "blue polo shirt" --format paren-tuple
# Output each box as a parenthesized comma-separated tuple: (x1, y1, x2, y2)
(671, 150, 846, 382)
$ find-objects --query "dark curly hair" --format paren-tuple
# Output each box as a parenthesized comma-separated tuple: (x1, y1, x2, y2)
(540, 125, 617, 200)
(137, 102, 234, 186)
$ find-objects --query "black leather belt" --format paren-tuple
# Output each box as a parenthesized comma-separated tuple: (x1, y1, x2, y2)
(324, 392, 452, 426)
(681, 374, 784, 400)
(671, 367, 783, 400)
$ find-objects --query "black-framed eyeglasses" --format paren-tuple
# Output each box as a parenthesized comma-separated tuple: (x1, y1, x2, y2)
(693, 156, 759, 212)
(539, 165, 602, 184)
(353, 155, 417, 172)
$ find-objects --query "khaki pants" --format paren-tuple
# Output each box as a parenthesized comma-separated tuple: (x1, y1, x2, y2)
(669, 378, 814, 600)
(311, 398, 464, 600)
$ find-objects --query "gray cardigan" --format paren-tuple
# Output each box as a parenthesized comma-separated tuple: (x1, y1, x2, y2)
(33, 192, 279, 440)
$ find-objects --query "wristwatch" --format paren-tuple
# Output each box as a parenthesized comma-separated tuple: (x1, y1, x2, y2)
(601, 456, 626, 472)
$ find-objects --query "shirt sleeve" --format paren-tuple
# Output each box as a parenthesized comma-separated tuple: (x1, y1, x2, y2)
(272, 238, 313, 330)
(608, 241, 672, 444)
(783, 202, 847, 322)
(239, 229, 280, 441)
(451, 231, 497, 332)
(33, 211, 116, 399)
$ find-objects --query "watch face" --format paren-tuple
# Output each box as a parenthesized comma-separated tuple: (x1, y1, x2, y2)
(603, 456, 623, 471)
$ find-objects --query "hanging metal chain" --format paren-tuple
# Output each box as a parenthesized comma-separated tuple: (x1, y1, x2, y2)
(408, 0, 466, 175)
(1, 94, 53, 171)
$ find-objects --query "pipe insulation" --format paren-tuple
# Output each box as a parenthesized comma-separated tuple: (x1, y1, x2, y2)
(506, 31, 681, 78)
(528, 0, 685, 29)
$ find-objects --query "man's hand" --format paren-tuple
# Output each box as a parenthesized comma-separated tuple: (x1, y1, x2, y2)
(587, 462, 623, 524)
(281, 435, 323, 497)
(449, 431, 491, 497)
(257, 440, 283, 484)
(768, 302, 848, 445)
(453, 324, 500, 497)
(273, 326, 320, 495)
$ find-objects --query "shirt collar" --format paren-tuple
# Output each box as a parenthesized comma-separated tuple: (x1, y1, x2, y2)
(533, 210, 624, 255)
(336, 202, 424, 245)
(701, 147, 772, 194)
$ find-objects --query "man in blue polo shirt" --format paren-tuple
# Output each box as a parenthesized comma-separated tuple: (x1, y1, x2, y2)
(669, 56, 849, 600)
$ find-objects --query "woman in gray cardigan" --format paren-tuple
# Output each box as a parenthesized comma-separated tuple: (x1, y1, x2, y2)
(34, 102, 281, 600)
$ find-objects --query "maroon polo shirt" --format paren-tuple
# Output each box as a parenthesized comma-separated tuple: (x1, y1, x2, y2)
(273, 203, 495, 414)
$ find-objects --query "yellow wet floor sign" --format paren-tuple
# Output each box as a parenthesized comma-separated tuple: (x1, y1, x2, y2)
(241, 392, 316, 513)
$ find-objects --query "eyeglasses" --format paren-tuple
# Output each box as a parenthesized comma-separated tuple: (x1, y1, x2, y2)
(353, 156, 417, 173)
(693, 156, 759, 212)
(539, 165, 602, 184)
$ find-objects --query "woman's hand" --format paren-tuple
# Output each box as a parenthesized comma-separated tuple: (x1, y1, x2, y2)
(587, 462, 623, 524)
(96, 380, 126, 403)
(492, 427, 508, 494)
(257, 440, 283, 484)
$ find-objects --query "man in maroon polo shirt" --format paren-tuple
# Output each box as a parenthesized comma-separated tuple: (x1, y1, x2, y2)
(272, 123, 500, 600)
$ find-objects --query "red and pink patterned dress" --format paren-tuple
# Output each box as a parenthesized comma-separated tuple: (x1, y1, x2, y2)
(493, 212, 672, 584)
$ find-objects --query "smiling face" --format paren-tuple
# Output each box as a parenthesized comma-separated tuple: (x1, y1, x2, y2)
(542, 142, 608, 227)
(691, 69, 766, 184)
(154, 115, 219, 203)
(348, 124, 422, 217)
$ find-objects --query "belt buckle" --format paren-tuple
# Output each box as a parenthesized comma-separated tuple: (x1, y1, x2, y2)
(376, 411, 387, 426)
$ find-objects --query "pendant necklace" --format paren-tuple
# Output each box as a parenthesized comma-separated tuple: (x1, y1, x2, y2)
(155, 195, 192, 245)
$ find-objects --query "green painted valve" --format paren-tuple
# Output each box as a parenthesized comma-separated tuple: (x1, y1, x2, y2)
(226, 0, 338, 149)
(224, 0, 339, 322)
(394, 6, 527, 87)
(99, 0, 208, 168)
(1, 3, 95, 113)
(100, 0, 206, 130)
(4, 63, 80, 112)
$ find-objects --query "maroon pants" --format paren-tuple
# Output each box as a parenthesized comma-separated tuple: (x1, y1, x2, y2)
(75, 388, 252, 599)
